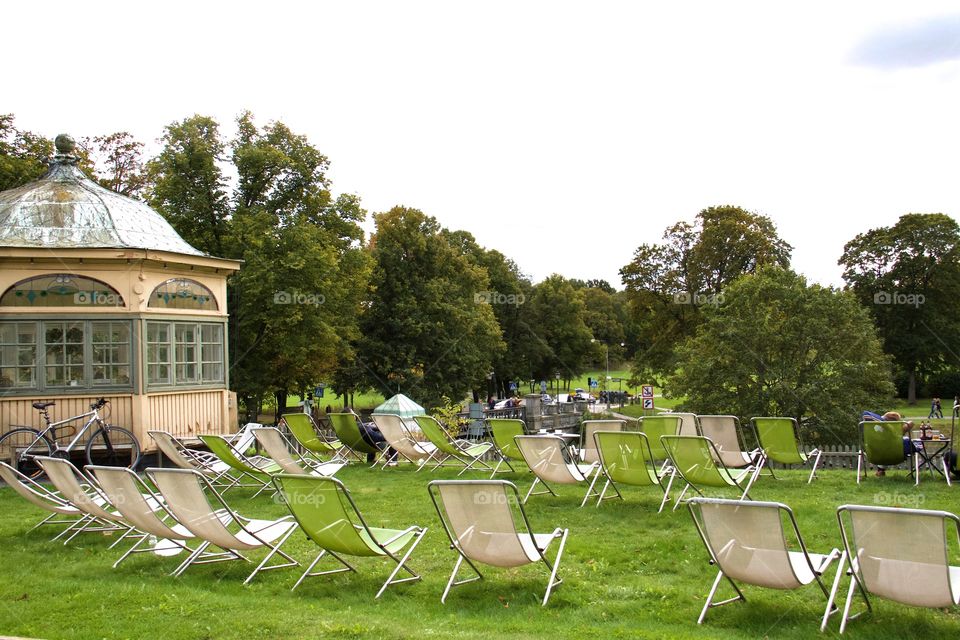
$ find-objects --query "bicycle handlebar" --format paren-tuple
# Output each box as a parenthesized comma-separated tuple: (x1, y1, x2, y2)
(90, 398, 109, 410)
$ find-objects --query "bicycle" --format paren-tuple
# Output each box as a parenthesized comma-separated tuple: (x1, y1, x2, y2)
(0, 398, 141, 478)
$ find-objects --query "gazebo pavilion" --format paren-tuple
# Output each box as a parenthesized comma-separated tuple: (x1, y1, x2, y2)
(0, 135, 241, 451)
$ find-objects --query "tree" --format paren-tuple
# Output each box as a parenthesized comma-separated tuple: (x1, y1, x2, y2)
(669, 268, 894, 444)
(146, 115, 230, 256)
(620, 205, 793, 380)
(226, 113, 371, 420)
(524, 275, 596, 390)
(356, 207, 505, 407)
(0, 114, 53, 191)
(82, 132, 148, 197)
(839, 213, 960, 403)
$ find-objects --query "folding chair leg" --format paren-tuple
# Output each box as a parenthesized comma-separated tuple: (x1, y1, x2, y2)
(522, 477, 555, 504)
(542, 528, 568, 606)
(915, 452, 920, 487)
(291, 549, 356, 591)
(376, 527, 427, 598)
(441, 553, 483, 603)
(821, 550, 846, 632)
(807, 449, 822, 484)
(697, 569, 746, 624)
(243, 524, 300, 585)
(856, 452, 863, 484)
(945, 456, 953, 487)
(672, 484, 690, 511)
(580, 471, 604, 508)
(739, 463, 762, 500)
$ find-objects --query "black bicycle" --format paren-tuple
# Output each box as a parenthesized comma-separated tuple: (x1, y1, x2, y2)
(0, 398, 141, 478)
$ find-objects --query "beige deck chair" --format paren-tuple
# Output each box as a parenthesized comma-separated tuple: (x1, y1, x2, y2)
(0, 460, 85, 539)
(825, 504, 960, 633)
(148, 430, 239, 489)
(370, 414, 439, 468)
(88, 465, 237, 570)
(579, 419, 626, 465)
(673, 412, 700, 436)
(428, 480, 569, 606)
(146, 467, 299, 583)
(697, 415, 757, 469)
(514, 435, 599, 506)
(251, 427, 345, 477)
(688, 497, 842, 625)
(36, 456, 137, 546)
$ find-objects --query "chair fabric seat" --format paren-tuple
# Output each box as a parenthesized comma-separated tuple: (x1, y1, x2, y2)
(363, 526, 421, 555)
(224, 518, 297, 550)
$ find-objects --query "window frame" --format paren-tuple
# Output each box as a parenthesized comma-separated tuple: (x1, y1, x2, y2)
(144, 319, 226, 391)
(0, 318, 136, 395)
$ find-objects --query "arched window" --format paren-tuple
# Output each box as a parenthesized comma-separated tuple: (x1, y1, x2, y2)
(0, 274, 124, 307)
(148, 278, 218, 311)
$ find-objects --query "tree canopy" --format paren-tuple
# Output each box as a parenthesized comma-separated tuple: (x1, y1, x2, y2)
(355, 207, 505, 407)
(669, 267, 894, 444)
(839, 213, 960, 403)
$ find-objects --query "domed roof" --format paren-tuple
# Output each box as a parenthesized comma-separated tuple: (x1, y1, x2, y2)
(0, 135, 204, 257)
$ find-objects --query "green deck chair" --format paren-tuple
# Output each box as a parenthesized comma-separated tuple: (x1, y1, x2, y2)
(593, 431, 674, 512)
(199, 434, 281, 496)
(638, 415, 683, 472)
(272, 474, 427, 598)
(661, 435, 760, 510)
(580, 419, 626, 465)
(856, 420, 917, 485)
(487, 418, 528, 477)
(281, 413, 349, 463)
(752, 417, 822, 483)
(413, 415, 494, 476)
(328, 413, 383, 464)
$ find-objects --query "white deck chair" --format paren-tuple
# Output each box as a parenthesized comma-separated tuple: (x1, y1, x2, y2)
(35, 456, 136, 546)
(688, 497, 842, 625)
(370, 414, 439, 468)
(146, 467, 299, 584)
(825, 504, 960, 633)
(580, 419, 626, 465)
(0, 460, 85, 539)
(88, 465, 238, 571)
(697, 415, 757, 469)
(428, 479, 569, 606)
(251, 427, 345, 477)
(148, 430, 238, 489)
(514, 435, 599, 505)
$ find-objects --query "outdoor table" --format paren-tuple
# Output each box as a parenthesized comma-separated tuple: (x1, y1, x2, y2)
(910, 436, 950, 479)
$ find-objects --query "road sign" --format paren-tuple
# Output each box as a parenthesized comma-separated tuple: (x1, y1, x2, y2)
(642, 398, 654, 409)
(509, 381, 517, 391)
(641, 385, 654, 399)
(590, 380, 598, 388)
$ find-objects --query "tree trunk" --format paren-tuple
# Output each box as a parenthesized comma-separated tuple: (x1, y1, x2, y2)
(274, 389, 287, 425)
(907, 369, 917, 405)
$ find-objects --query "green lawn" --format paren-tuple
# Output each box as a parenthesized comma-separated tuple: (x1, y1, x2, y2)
(2, 465, 959, 639)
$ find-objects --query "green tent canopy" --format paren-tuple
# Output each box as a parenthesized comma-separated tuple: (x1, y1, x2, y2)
(373, 393, 427, 418)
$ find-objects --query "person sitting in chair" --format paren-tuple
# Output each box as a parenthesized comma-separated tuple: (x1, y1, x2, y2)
(862, 410, 915, 477)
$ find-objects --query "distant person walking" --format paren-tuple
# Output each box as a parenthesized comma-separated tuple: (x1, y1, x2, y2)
(929, 397, 943, 419)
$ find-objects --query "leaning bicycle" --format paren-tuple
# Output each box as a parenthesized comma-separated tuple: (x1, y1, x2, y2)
(0, 398, 141, 478)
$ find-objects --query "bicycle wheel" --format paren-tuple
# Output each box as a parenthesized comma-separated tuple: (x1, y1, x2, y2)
(0, 428, 53, 479)
(85, 426, 141, 469)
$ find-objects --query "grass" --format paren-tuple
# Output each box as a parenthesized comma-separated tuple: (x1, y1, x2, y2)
(3, 464, 960, 639)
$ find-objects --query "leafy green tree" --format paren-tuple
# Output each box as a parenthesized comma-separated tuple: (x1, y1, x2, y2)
(356, 207, 504, 406)
(0, 114, 54, 191)
(669, 268, 894, 444)
(524, 275, 597, 390)
(839, 213, 960, 403)
(82, 132, 148, 197)
(146, 115, 230, 256)
(620, 205, 793, 381)
(227, 113, 371, 419)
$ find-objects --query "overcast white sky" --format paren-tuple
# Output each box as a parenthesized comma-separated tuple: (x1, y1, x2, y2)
(6, 1, 960, 288)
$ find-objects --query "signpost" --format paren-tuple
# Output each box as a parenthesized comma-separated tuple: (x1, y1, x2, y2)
(641, 385, 654, 412)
